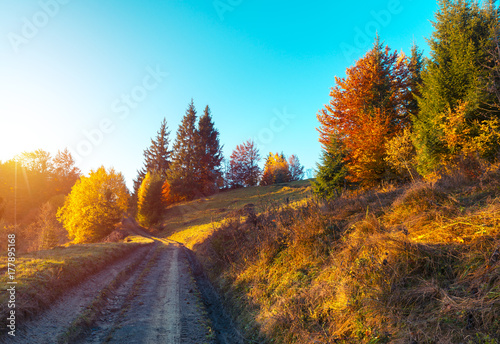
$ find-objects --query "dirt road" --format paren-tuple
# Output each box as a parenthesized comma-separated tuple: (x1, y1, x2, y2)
(1, 237, 243, 344)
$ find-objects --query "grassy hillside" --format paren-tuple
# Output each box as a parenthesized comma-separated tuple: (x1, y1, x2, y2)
(163, 175, 500, 343)
(160, 179, 313, 248)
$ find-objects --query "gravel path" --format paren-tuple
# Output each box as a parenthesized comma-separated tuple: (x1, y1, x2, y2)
(0, 244, 152, 344)
(88, 243, 211, 344)
(1, 227, 241, 344)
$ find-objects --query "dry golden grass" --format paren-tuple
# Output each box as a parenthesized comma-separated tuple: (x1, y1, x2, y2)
(192, 171, 500, 343)
(160, 179, 313, 248)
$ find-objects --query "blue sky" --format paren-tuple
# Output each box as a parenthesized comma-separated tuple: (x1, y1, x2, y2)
(0, 0, 438, 189)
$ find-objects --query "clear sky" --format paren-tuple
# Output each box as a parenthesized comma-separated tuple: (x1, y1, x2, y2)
(0, 0, 438, 189)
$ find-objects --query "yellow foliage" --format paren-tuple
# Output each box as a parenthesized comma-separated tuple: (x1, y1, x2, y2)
(384, 127, 416, 180)
(136, 172, 166, 228)
(57, 167, 129, 243)
(439, 101, 500, 177)
(261, 153, 290, 185)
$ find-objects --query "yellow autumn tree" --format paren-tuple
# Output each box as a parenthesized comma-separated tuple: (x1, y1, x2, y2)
(260, 153, 290, 186)
(57, 166, 129, 243)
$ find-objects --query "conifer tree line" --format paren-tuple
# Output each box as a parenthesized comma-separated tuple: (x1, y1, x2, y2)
(132, 100, 223, 227)
(314, 0, 500, 196)
(133, 100, 305, 227)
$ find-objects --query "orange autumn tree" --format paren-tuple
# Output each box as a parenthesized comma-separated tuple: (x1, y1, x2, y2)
(317, 37, 414, 185)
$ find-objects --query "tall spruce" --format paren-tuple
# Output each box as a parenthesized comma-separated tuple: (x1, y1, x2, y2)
(169, 100, 200, 200)
(143, 118, 172, 176)
(413, 0, 500, 174)
(408, 43, 424, 116)
(132, 118, 172, 209)
(196, 105, 224, 195)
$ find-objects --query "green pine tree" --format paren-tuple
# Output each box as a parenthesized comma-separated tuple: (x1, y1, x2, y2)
(408, 43, 424, 117)
(413, 0, 500, 175)
(169, 100, 200, 200)
(312, 136, 347, 199)
(132, 118, 172, 212)
(196, 106, 224, 195)
(143, 118, 172, 176)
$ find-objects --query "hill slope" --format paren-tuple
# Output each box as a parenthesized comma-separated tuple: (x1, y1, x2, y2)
(160, 176, 500, 343)
(160, 179, 313, 248)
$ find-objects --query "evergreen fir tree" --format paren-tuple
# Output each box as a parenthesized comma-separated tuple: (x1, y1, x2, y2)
(408, 43, 424, 116)
(143, 118, 172, 176)
(196, 106, 224, 195)
(313, 136, 347, 199)
(132, 118, 172, 212)
(413, 0, 500, 174)
(169, 100, 200, 200)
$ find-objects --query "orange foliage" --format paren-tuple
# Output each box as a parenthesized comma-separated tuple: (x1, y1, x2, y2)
(161, 179, 172, 205)
(317, 39, 413, 184)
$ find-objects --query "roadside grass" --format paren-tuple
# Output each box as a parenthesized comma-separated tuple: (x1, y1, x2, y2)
(191, 171, 500, 343)
(161, 179, 312, 248)
(0, 236, 154, 332)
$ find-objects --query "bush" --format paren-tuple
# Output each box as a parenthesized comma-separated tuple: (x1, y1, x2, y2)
(384, 128, 417, 181)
